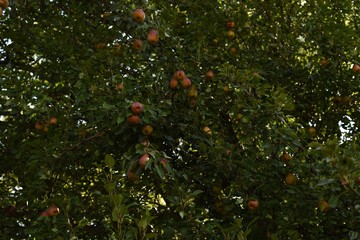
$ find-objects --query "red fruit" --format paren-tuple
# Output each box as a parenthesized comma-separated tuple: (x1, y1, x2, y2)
(160, 159, 167, 167)
(0, 0, 9, 8)
(147, 29, 159, 44)
(139, 153, 150, 168)
(132, 9, 145, 23)
(353, 64, 360, 73)
(319, 200, 329, 212)
(133, 39, 143, 51)
(127, 115, 141, 125)
(48, 117, 58, 125)
(174, 70, 186, 80)
(181, 77, 192, 88)
(248, 199, 259, 210)
(169, 78, 178, 89)
(127, 171, 139, 181)
(131, 102, 143, 115)
(41, 204, 59, 217)
(205, 70, 214, 80)
(35, 122, 44, 131)
(226, 21, 236, 29)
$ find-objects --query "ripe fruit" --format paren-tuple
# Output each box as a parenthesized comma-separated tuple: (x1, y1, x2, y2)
(229, 46, 237, 54)
(203, 126, 212, 136)
(0, 0, 9, 8)
(226, 30, 235, 39)
(160, 159, 167, 167)
(226, 21, 236, 29)
(4, 205, 16, 217)
(319, 58, 329, 66)
(285, 173, 296, 185)
(174, 70, 186, 80)
(248, 199, 259, 210)
(353, 64, 360, 73)
(127, 114, 141, 125)
(147, 29, 159, 44)
(95, 42, 106, 50)
(139, 153, 150, 168)
(115, 83, 124, 91)
(169, 78, 178, 89)
(187, 86, 198, 98)
(127, 170, 139, 181)
(281, 152, 291, 162)
(131, 102, 143, 115)
(181, 77, 192, 88)
(142, 124, 153, 136)
(308, 127, 316, 137)
(41, 204, 59, 217)
(35, 122, 44, 131)
(205, 70, 214, 80)
(318, 200, 329, 212)
(133, 39, 143, 51)
(132, 9, 145, 23)
(48, 117, 58, 125)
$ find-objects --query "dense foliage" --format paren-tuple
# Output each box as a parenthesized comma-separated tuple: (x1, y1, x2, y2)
(1, 0, 360, 239)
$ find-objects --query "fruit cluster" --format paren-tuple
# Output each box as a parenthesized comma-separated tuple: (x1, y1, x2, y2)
(131, 9, 159, 52)
(34, 117, 58, 132)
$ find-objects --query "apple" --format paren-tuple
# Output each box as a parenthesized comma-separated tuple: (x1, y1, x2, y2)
(229, 46, 237, 54)
(226, 21, 236, 29)
(41, 204, 59, 217)
(139, 153, 150, 168)
(285, 173, 296, 185)
(132, 9, 145, 23)
(160, 159, 167, 167)
(319, 58, 329, 67)
(226, 30, 235, 39)
(131, 102, 143, 115)
(281, 152, 291, 162)
(174, 70, 186, 80)
(352, 64, 360, 73)
(318, 199, 329, 212)
(181, 77, 192, 88)
(142, 124, 153, 136)
(169, 78, 178, 89)
(115, 83, 124, 91)
(223, 86, 230, 92)
(127, 170, 139, 181)
(0, 0, 9, 8)
(248, 199, 259, 210)
(95, 42, 106, 50)
(187, 86, 198, 98)
(308, 127, 316, 136)
(354, 176, 360, 185)
(147, 29, 159, 44)
(133, 39, 143, 51)
(35, 122, 44, 131)
(48, 117, 58, 125)
(127, 114, 141, 125)
(203, 126, 212, 136)
(205, 70, 214, 80)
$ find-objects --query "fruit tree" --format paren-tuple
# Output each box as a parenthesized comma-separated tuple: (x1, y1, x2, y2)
(1, 1, 360, 239)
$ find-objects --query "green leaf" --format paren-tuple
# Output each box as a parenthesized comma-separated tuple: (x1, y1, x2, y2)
(104, 154, 115, 169)
(317, 179, 335, 186)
